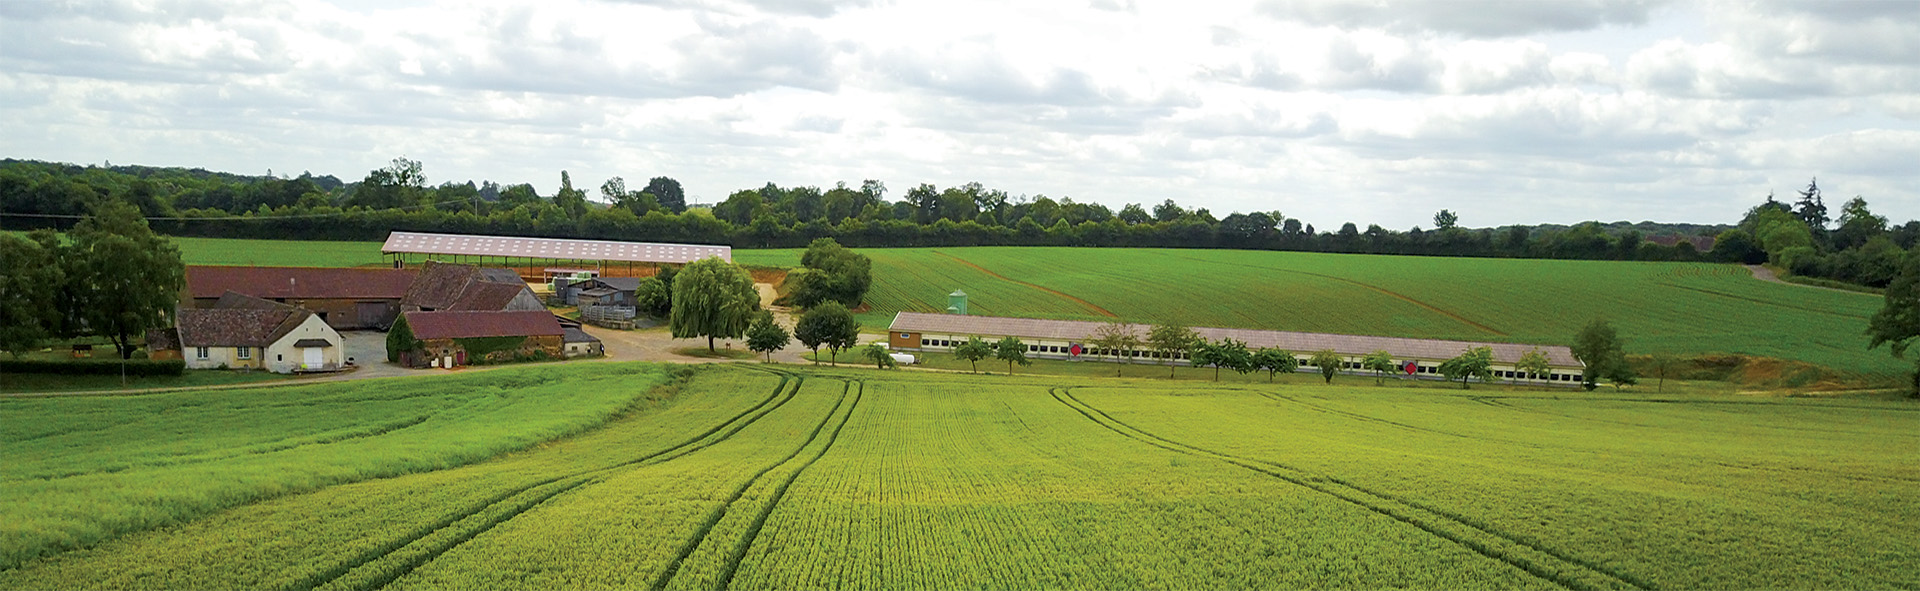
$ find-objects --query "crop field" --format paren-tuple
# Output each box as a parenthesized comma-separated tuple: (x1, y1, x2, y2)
(3, 365, 1914, 589)
(0, 363, 671, 571)
(738, 247, 1896, 378)
(154, 236, 1894, 376)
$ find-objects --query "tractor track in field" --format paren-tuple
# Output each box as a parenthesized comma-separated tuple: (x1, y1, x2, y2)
(1050, 387, 1649, 591)
(298, 370, 806, 591)
(710, 379, 863, 590)
(931, 251, 1118, 317)
(1149, 252, 1509, 337)
(1657, 283, 1868, 319)
(651, 377, 859, 591)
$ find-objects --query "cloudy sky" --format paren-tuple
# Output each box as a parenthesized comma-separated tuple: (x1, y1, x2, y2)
(3, 0, 1918, 229)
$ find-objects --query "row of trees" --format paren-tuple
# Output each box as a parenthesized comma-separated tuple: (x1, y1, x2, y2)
(22, 158, 1903, 267)
(0, 202, 185, 359)
(1712, 179, 1913, 288)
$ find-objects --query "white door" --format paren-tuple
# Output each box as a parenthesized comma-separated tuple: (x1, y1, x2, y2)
(303, 347, 323, 368)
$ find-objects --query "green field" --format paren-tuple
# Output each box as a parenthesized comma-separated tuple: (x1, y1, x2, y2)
(1, 364, 1914, 589)
(738, 247, 1896, 378)
(0, 363, 672, 571)
(156, 236, 1896, 377)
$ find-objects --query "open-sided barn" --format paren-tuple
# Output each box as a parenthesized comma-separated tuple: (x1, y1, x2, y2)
(887, 311, 1587, 385)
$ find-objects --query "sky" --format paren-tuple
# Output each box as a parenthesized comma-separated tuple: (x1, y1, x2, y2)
(2, 0, 1918, 230)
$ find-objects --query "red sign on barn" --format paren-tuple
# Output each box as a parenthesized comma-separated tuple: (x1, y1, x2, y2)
(1403, 360, 1418, 375)
(1069, 343, 1083, 357)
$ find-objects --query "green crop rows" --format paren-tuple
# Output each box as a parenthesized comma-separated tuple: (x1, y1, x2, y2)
(3, 365, 1914, 589)
(740, 246, 1895, 377)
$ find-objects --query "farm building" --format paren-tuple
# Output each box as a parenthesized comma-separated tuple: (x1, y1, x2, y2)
(381, 231, 730, 277)
(183, 266, 416, 329)
(399, 310, 568, 367)
(562, 327, 604, 358)
(401, 261, 544, 313)
(154, 292, 345, 373)
(557, 277, 643, 307)
(887, 312, 1588, 385)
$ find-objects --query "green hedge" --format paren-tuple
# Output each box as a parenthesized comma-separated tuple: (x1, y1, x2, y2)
(0, 359, 186, 376)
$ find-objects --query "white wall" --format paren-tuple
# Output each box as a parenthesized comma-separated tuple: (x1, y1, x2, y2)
(264, 314, 345, 373)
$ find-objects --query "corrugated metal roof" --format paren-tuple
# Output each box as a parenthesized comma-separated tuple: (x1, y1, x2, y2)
(404, 310, 565, 340)
(382, 231, 731, 264)
(888, 311, 1582, 367)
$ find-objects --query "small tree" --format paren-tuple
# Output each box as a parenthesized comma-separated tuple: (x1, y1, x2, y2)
(953, 336, 993, 373)
(794, 301, 858, 365)
(1087, 320, 1141, 376)
(1516, 349, 1551, 381)
(1147, 322, 1200, 378)
(633, 276, 671, 318)
(1649, 350, 1676, 393)
(1191, 340, 1224, 381)
(1360, 350, 1396, 385)
(745, 311, 790, 363)
(860, 342, 896, 369)
(1437, 346, 1498, 389)
(1571, 318, 1634, 391)
(1252, 348, 1298, 382)
(993, 336, 1031, 376)
(1309, 349, 1342, 384)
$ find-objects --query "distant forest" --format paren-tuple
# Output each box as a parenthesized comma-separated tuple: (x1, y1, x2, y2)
(1, 158, 1910, 288)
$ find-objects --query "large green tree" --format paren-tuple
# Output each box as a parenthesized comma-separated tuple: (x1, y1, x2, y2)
(788, 237, 872, 308)
(0, 230, 63, 357)
(669, 256, 760, 352)
(66, 202, 185, 359)
(794, 301, 859, 366)
(1571, 319, 1636, 391)
(1867, 253, 1920, 396)
(1086, 320, 1141, 376)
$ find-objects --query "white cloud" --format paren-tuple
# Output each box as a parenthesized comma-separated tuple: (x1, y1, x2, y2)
(0, 0, 1917, 228)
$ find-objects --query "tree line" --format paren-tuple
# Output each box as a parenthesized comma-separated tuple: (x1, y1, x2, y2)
(0, 202, 184, 359)
(16, 157, 1897, 267)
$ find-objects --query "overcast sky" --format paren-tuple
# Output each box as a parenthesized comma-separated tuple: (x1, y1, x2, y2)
(3, 0, 1918, 229)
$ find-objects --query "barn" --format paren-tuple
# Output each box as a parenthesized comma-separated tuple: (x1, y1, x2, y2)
(380, 231, 731, 278)
(887, 311, 1588, 385)
(183, 266, 416, 329)
(399, 310, 567, 367)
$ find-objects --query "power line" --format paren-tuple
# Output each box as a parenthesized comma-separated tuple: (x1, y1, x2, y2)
(0, 197, 485, 221)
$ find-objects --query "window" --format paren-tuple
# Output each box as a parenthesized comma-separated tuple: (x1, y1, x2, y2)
(195, 347, 209, 360)
(236, 347, 251, 360)
(921, 339, 930, 346)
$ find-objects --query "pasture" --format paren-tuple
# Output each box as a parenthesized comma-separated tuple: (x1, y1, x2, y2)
(1, 364, 1914, 589)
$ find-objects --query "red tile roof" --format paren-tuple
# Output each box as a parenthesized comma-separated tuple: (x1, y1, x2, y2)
(403, 310, 564, 340)
(176, 307, 310, 347)
(888, 311, 1583, 367)
(187, 266, 416, 300)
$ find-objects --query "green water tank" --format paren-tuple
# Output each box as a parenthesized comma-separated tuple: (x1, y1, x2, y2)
(948, 289, 968, 315)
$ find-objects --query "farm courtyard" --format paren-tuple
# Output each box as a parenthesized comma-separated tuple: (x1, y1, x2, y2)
(3, 364, 1914, 589)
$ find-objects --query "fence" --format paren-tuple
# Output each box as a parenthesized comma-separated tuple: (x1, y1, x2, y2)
(580, 304, 638, 330)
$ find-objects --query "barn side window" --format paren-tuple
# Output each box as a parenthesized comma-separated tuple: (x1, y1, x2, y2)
(236, 347, 251, 360)
(195, 347, 209, 360)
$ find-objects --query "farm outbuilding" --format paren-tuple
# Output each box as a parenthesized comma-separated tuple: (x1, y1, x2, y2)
(401, 261, 544, 313)
(887, 312, 1587, 385)
(184, 266, 416, 330)
(160, 292, 346, 373)
(399, 310, 568, 367)
(381, 231, 730, 278)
